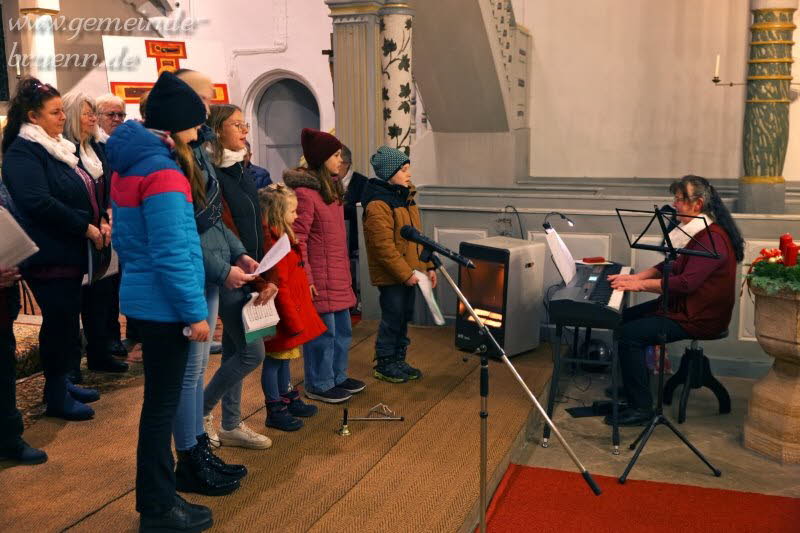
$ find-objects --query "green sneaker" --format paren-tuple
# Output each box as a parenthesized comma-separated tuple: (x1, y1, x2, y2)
(374, 361, 409, 383)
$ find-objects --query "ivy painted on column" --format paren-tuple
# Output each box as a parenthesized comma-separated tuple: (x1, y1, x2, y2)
(743, 8, 796, 182)
(381, 16, 413, 155)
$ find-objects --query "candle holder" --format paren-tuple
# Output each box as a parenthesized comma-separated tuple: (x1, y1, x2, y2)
(712, 77, 746, 87)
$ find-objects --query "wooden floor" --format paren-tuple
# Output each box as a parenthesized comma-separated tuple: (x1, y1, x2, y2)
(0, 321, 552, 533)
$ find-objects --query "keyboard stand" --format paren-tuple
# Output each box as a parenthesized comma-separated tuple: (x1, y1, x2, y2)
(542, 323, 621, 455)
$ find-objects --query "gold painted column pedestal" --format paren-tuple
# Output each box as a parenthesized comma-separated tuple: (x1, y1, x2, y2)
(739, 0, 798, 213)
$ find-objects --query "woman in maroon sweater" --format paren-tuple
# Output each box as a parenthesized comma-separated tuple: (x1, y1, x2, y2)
(608, 175, 744, 426)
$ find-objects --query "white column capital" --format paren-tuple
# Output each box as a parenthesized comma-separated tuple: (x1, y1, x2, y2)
(750, 0, 798, 11)
(326, 0, 384, 19)
(19, 0, 60, 15)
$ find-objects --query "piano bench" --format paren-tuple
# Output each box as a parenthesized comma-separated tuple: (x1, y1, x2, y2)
(662, 330, 731, 424)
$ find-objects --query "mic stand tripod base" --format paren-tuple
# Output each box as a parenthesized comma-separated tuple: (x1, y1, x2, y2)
(423, 250, 602, 533)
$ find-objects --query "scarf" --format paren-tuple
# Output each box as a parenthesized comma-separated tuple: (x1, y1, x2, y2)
(668, 214, 714, 250)
(95, 126, 110, 144)
(18, 123, 79, 168)
(79, 142, 104, 180)
(341, 168, 354, 191)
(219, 147, 247, 169)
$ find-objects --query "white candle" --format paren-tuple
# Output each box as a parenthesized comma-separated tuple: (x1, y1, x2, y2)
(714, 54, 720, 78)
(15, 60, 20, 77)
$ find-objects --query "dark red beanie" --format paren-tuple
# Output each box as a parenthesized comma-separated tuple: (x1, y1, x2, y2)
(301, 128, 342, 170)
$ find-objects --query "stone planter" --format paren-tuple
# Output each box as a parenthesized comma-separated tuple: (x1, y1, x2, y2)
(743, 286, 800, 463)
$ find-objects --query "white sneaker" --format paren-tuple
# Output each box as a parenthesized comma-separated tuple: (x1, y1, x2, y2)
(203, 414, 221, 448)
(219, 422, 273, 449)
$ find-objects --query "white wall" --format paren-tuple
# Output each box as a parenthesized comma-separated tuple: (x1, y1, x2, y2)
(190, 0, 334, 134)
(513, 0, 800, 181)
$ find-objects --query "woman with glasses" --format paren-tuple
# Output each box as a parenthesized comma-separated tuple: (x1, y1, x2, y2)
(607, 175, 744, 426)
(62, 91, 129, 379)
(1, 78, 103, 421)
(201, 104, 278, 449)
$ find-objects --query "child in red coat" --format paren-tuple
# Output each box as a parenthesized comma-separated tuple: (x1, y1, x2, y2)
(258, 184, 327, 431)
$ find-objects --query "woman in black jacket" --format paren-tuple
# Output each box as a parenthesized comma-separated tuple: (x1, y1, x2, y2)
(62, 91, 128, 378)
(1, 78, 104, 421)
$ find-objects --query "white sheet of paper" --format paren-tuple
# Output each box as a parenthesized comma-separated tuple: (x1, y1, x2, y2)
(0, 206, 39, 267)
(544, 227, 576, 284)
(255, 233, 291, 275)
(413, 270, 445, 326)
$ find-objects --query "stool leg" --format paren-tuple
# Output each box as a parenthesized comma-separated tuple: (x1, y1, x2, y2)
(701, 357, 732, 415)
(663, 347, 690, 406)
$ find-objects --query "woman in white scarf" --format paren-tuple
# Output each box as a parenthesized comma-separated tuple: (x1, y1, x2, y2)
(61, 91, 129, 376)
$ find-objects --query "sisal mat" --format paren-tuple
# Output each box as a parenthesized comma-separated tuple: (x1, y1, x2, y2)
(0, 322, 551, 532)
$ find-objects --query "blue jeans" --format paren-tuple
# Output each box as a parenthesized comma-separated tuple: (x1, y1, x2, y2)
(262, 357, 291, 402)
(303, 310, 351, 392)
(203, 331, 265, 431)
(173, 285, 218, 451)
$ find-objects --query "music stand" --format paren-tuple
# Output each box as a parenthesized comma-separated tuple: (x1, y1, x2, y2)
(419, 247, 601, 533)
(615, 206, 722, 482)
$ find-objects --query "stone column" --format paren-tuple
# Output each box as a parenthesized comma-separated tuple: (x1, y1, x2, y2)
(326, 0, 385, 176)
(18, 0, 61, 88)
(739, 0, 798, 213)
(379, 2, 414, 155)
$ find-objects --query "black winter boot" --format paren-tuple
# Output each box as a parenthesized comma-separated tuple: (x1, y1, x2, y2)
(196, 434, 247, 480)
(138, 496, 212, 533)
(266, 400, 303, 431)
(281, 390, 318, 418)
(175, 445, 240, 496)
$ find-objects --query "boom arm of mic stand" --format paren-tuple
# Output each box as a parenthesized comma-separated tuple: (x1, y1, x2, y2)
(427, 252, 602, 497)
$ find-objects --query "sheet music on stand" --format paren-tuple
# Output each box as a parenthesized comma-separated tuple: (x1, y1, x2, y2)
(0, 206, 39, 267)
(242, 293, 280, 343)
(544, 227, 576, 284)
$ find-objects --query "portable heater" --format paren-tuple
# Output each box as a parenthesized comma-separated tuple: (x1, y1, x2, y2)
(455, 236, 545, 358)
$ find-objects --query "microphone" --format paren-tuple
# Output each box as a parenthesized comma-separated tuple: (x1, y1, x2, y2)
(400, 225, 476, 269)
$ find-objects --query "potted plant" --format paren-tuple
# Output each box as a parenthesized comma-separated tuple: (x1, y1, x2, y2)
(743, 246, 800, 464)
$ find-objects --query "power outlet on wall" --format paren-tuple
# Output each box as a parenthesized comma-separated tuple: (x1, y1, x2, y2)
(496, 217, 512, 236)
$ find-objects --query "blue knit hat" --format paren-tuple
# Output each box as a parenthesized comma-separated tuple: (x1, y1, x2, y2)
(370, 145, 410, 181)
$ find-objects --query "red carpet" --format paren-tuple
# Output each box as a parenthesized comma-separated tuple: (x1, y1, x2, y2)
(485, 464, 800, 532)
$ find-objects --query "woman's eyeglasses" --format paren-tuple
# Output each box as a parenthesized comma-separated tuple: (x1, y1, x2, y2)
(102, 112, 127, 120)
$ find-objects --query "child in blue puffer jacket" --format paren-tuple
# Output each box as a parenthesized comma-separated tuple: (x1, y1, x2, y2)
(106, 71, 212, 533)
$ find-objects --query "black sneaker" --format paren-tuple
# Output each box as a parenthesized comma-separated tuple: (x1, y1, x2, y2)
(374, 362, 409, 384)
(305, 386, 352, 404)
(337, 378, 366, 394)
(397, 361, 422, 380)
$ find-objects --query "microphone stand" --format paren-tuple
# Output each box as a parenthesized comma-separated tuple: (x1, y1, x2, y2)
(419, 247, 601, 533)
